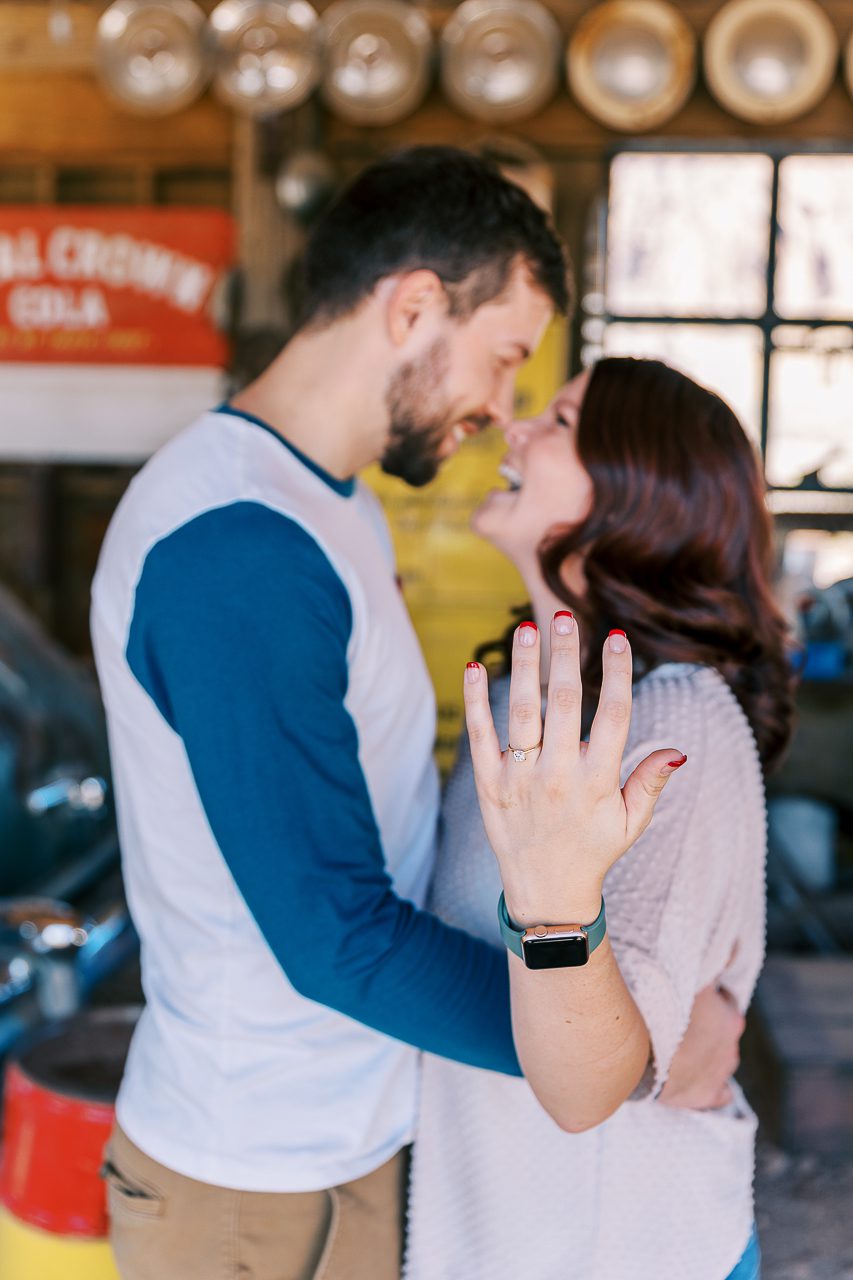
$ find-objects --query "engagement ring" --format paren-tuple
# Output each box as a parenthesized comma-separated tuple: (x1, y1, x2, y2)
(506, 739, 543, 762)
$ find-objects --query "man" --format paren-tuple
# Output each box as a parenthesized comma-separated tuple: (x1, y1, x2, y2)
(93, 147, 742, 1280)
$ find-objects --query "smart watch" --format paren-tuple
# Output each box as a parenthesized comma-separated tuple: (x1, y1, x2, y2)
(498, 892, 606, 970)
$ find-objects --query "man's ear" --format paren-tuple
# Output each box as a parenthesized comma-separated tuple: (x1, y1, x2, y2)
(383, 270, 446, 346)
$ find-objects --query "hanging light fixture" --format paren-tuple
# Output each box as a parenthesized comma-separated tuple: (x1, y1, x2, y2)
(209, 0, 322, 116)
(320, 0, 433, 126)
(96, 0, 210, 116)
(440, 0, 561, 123)
(566, 0, 695, 131)
(275, 150, 338, 222)
(48, 0, 73, 45)
(704, 0, 838, 124)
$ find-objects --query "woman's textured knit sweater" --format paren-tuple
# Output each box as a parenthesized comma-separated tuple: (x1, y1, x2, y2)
(406, 662, 767, 1280)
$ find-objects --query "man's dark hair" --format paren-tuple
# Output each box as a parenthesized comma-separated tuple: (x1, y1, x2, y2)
(296, 146, 572, 329)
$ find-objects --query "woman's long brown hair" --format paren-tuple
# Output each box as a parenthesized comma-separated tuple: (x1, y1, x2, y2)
(498, 357, 795, 772)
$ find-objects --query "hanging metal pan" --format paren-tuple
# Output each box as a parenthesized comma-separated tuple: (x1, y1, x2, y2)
(209, 0, 322, 116)
(440, 0, 562, 124)
(96, 0, 211, 116)
(566, 0, 695, 132)
(320, 0, 433, 126)
(703, 0, 838, 125)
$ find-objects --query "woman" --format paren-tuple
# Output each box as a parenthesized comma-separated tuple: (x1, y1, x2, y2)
(405, 358, 794, 1280)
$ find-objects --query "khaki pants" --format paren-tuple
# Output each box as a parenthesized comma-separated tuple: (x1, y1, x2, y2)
(103, 1124, 408, 1280)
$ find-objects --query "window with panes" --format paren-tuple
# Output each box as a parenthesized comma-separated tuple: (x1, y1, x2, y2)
(583, 147, 853, 527)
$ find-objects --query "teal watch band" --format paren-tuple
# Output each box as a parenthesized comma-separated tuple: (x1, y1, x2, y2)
(498, 892, 606, 969)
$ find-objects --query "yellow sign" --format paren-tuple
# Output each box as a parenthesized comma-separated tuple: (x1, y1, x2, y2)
(366, 318, 568, 774)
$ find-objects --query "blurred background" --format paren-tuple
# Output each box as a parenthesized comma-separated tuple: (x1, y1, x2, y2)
(0, 1, 850, 1276)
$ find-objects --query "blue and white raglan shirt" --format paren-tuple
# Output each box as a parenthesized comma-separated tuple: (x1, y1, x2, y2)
(91, 405, 520, 1194)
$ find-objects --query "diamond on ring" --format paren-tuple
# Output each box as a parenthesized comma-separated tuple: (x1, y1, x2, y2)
(507, 738, 542, 761)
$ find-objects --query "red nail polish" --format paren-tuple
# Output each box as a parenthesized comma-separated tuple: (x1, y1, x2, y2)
(609, 629, 627, 638)
(554, 611, 574, 619)
(666, 754, 688, 769)
(466, 662, 479, 669)
(519, 621, 538, 632)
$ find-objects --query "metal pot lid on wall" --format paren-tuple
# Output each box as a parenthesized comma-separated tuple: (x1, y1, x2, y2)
(209, 0, 322, 115)
(96, 0, 211, 116)
(440, 0, 562, 123)
(566, 0, 696, 132)
(703, 0, 839, 124)
(320, 0, 433, 126)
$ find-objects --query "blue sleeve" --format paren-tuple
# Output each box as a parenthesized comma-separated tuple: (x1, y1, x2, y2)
(127, 501, 520, 1076)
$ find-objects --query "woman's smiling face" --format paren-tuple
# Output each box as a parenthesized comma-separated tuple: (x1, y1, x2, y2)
(472, 369, 594, 570)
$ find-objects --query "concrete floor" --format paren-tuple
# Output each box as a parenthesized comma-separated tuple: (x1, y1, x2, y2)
(756, 1138, 853, 1279)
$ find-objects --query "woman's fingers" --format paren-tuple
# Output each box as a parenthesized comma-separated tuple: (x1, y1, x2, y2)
(621, 747, 687, 845)
(541, 611, 582, 763)
(586, 630, 634, 780)
(506, 621, 543, 758)
(463, 661, 502, 787)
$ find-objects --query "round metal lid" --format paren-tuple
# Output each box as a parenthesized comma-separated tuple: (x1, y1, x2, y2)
(704, 0, 839, 124)
(321, 0, 433, 126)
(441, 0, 562, 123)
(566, 0, 696, 132)
(96, 0, 210, 117)
(209, 0, 322, 115)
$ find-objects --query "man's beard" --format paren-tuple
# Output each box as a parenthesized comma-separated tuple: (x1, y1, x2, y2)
(381, 337, 456, 488)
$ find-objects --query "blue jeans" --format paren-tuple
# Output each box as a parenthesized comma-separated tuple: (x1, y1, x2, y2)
(724, 1226, 761, 1280)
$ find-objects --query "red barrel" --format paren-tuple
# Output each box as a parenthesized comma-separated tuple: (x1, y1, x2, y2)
(1, 1008, 137, 1237)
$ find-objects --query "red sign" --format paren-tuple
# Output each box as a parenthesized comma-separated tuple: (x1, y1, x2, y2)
(0, 208, 234, 366)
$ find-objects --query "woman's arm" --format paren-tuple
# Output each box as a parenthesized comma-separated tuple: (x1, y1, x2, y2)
(463, 612, 686, 1131)
(508, 938, 649, 1132)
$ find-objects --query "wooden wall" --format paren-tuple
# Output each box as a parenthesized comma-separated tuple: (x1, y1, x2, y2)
(0, 1, 235, 653)
(0, 0, 851, 653)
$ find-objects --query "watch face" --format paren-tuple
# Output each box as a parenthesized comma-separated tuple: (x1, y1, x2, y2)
(522, 934, 589, 969)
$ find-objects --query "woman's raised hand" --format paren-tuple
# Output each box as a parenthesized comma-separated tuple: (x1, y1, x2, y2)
(463, 613, 686, 926)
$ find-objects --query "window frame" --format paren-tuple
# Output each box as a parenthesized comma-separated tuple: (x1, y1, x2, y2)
(590, 139, 853, 515)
